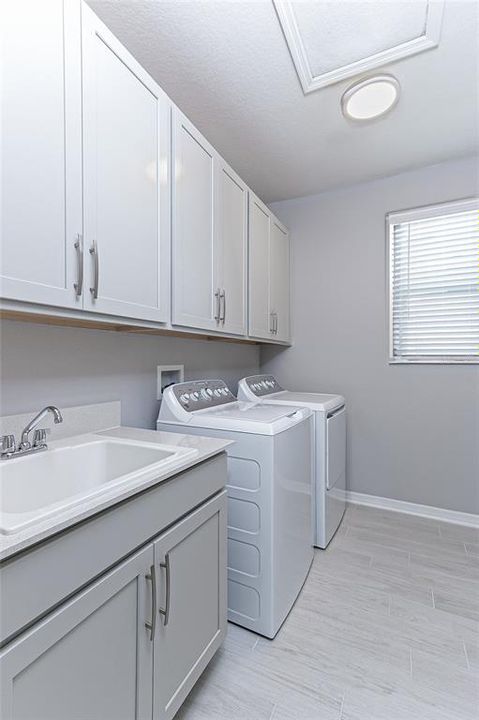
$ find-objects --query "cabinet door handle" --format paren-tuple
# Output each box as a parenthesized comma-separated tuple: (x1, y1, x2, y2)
(159, 553, 171, 626)
(214, 289, 221, 322)
(73, 234, 83, 297)
(270, 311, 274, 334)
(89, 240, 99, 299)
(145, 564, 157, 641)
(220, 290, 226, 324)
(274, 313, 278, 334)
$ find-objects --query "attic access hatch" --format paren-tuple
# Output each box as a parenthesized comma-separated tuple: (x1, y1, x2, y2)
(274, 0, 445, 93)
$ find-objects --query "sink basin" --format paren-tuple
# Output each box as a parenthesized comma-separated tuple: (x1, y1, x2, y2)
(0, 437, 198, 535)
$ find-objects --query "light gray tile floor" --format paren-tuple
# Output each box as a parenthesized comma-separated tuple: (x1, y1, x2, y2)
(177, 504, 479, 719)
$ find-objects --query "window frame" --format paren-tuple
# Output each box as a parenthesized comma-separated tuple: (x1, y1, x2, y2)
(387, 197, 479, 365)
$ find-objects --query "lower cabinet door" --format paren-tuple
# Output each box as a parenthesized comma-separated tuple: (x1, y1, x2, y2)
(0, 545, 154, 720)
(153, 490, 227, 720)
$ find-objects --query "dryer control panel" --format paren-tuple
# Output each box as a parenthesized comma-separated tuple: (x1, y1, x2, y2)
(170, 379, 236, 412)
(243, 375, 283, 397)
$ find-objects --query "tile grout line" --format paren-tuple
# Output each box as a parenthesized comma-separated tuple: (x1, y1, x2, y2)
(268, 702, 277, 720)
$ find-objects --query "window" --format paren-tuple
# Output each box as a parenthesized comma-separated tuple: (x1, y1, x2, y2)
(388, 198, 479, 364)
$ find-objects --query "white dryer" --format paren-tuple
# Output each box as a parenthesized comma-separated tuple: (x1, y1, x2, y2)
(157, 379, 314, 638)
(238, 375, 346, 549)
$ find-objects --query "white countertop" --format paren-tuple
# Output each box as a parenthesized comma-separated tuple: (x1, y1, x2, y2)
(0, 426, 232, 562)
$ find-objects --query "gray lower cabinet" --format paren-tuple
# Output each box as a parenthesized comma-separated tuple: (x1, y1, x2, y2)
(0, 490, 227, 720)
(0, 544, 154, 720)
(153, 493, 227, 719)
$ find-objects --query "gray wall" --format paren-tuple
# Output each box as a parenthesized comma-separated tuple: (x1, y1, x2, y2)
(0, 321, 259, 429)
(263, 156, 479, 514)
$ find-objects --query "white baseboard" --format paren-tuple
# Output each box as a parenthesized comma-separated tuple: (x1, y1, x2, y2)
(345, 490, 479, 528)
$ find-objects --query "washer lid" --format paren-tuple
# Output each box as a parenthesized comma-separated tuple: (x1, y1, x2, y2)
(200, 401, 304, 423)
(164, 400, 312, 435)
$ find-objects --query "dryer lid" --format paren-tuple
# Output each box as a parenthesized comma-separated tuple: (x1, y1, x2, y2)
(238, 376, 344, 412)
(268, 391, 345, 413)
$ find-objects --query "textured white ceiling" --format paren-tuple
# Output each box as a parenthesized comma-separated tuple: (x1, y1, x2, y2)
(88, 0, 479, 202)
(291, 0, 428, 76)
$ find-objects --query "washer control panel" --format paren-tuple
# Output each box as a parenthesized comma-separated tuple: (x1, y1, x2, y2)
(170, 379, 236, 412)
(244, 375, 283, 397)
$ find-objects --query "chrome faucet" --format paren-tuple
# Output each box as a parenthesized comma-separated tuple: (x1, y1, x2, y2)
(1, 406, 63, 460)
(20, 406, 63, 449)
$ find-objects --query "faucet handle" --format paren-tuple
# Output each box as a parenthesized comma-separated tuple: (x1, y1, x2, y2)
(33, 428, 49, 447)
(1, 435, 16, 455)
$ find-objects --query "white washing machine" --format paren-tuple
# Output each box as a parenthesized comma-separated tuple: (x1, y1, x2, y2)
(157, 378, 314, 639)
(238, 375, 346, 549)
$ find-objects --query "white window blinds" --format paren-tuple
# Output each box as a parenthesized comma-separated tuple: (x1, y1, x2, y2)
(388, 199, 479, 363)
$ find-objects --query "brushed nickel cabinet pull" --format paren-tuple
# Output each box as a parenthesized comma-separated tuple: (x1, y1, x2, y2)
(145, 564, 157, 641)
(89, 240, 99, 299)
(214, 289, 221, 322)
(159, 553, 171, 626)
(73, 234, 83, 296)
(220, 289, 226, 324)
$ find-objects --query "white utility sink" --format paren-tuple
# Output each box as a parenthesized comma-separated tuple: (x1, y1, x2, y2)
(0, 437, 198, 535)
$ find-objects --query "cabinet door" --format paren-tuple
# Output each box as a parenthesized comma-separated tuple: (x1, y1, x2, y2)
(216, 162, 247, 336)
(0, 545, 154, 720)
(270, 218, 291, 342)
(82, 5, 170, 322)
(248, 193, 272, 339)
(0, 0, 82, 308)
(172, 110, 218, 331)
(153, 491, 227, 720)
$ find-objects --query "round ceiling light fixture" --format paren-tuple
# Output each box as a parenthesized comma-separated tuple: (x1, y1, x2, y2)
(341, 75, 400, 122)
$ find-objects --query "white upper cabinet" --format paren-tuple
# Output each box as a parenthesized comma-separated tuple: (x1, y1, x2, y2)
(0, 0, 82, 308)
(172, 111, 247, 336)
(172, 110, 217, 331)
(82, 4, 170, 322)
(249, 195, 271, 339)
(270, 218, 291, 343)
(248, 193, 290, 342)
(215, 162, 247, 336)
(1, 0, 289, 343)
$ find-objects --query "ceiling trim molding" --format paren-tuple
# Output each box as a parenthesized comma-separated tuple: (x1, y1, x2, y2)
(273, 0, 445, 94)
